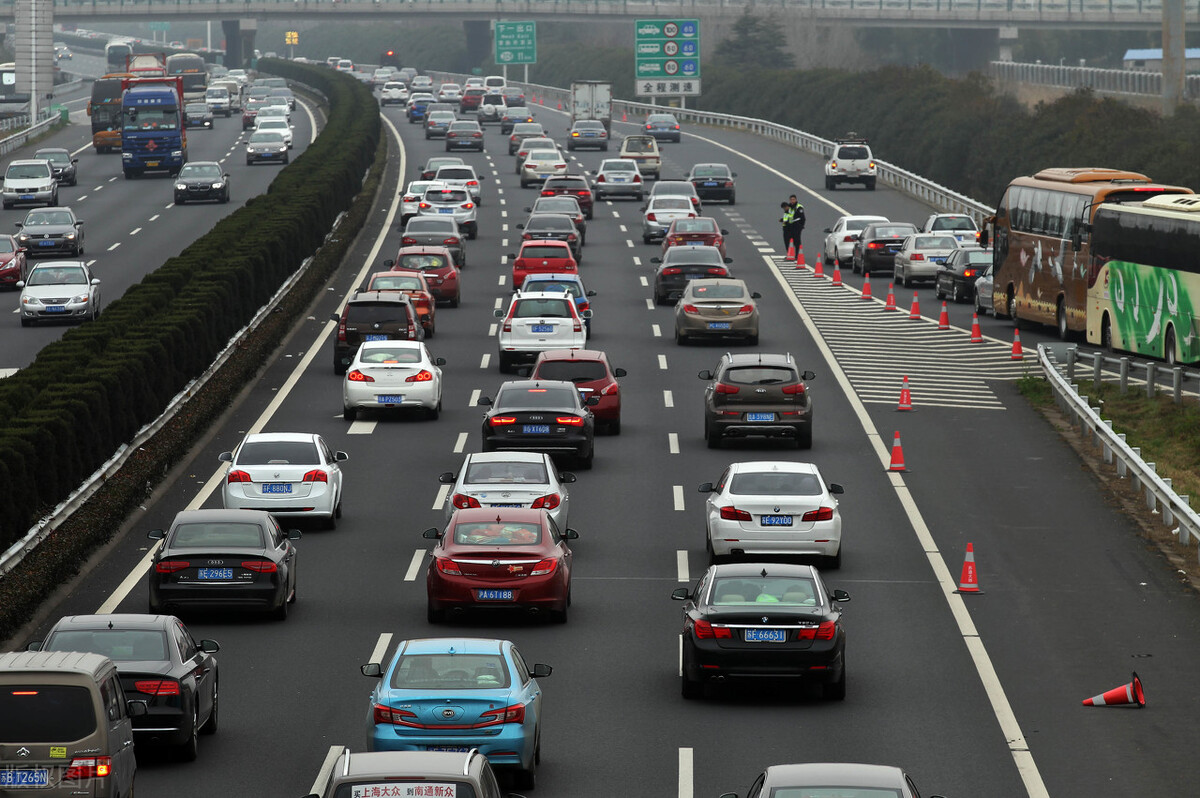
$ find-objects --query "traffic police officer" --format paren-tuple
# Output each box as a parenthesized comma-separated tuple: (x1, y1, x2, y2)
(786, 194, 806, 253)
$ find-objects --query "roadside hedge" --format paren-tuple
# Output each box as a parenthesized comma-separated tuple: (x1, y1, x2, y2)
(0, 60, 379, 551)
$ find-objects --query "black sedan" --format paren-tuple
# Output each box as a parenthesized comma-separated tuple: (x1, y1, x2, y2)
(147, 508, 300, 620)
(851, 221, 917, 276)
(500, 106, 535, 135)
(651, 245, 732, 305)
(15, 207, 84, 258)
(174, 161, 230, 205)
(671, 562, 850, 699)
(479, 379, 598, 469)
(686, 163, 737, 204)
(516, 213, 583, 261)
(34, 147, 78, 187)
(32, 613, 219, 760)
(934, 245, 993, 303)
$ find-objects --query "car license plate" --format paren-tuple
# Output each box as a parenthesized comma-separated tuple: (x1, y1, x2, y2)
(476, 589, 514, 600)
(262, 483, 293, 494)
(146, 161, 159, 167)
(427, 746, 472, 752)
(38, 240, 55, 246)
(489, 503, 522, 508)
(438, 207, 454, 213)
(707, 322, 732, 330)
(0, 769, 49, 787)
(610, 176, 627, 182)
(530, 324, 553, 333)
(932, 257, 945, 263)
(376, 394, 405, 403)
(364, 334, 388, 341)
(44, 305, 66, 313)
(197, 568, 234, 580)
(746, 412, 776, 422)
(704, 181, 719, 187)
(523, 424, 550, 434)
(761, 515, 794, 526)
(744, 628, 787, 643)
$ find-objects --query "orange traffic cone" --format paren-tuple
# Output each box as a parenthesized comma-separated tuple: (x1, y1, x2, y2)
(539, 96, 545, 105)
(785, 239, 796, 263)
(621, 111, 628, 122)
(796, 244, 809, 271)
(831, 261, 843, 287)
(887, 431, 906, 471)
(970, 313, 983, 343)
(1083, 673, 1145, 708)
(884, 282, 897, 311)
(1011, 328, 1024, 360)
(897, 376, 913, 411)
(938, 301, 950, 330)
(861, 273, 873, 300)
(955, 542, 982, 593)
(909, 292, 921, 320)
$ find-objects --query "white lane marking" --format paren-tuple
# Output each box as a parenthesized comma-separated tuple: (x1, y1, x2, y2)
(651, 323, 661, 337)
(404, 550, 426, 582)
(497, 275, 506, 286)
(673, 485, 685, 511)
(679, 747, 693, 798)
(676, 550, 689, 582)
(309, 746, 345, 798)
(86, 260, 96, 267)
(348, 420, 376, 435)
(165, 203, 174, 209)
(502, 223, 508, 232)
(626, 240, 634, 248)
(664, 390, 674, 407)
(469, 389, 481, 407)
(658, 354, 668, 370)
(300, 95, 319, 145)
(453, 432, 468, 453)
(70, 141, 91, 157)
(432, 484, 449, 511)
(106, 242, 120, 251)
(762, 255, 1049, 798)
(668, 433, 679, 454)
(130, 227, 142, 236)
(501, 209, 507, 218)
(501, 238, 508, 247)
(369, 632, 393, 665)
(619, 224, 627, 232)
(632, 256, 641, 266)
(148, 214, 159, 222)
(494, 297, 503, 310)
(640, 276, 649, 287)
(488, 323, 498, 336)
(76, 194, 88, 201)
(645, 298, 654, 310)
(499, 198, 506, 206)
(480, 353, 491, 369)
(95, 113, 411, 615)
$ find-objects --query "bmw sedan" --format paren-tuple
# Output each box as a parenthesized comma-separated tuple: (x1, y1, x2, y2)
(16, 207, 84, 258)
(146, 508, 301, 619)
(672, 562, 850, 699)
(361, 637, 552, 789)
(17, 260, 99, 326)
(343, 340, 444, 421)
(218, 432, 347, 528)
(174, 161, 230, 205)
(439, 451, 575, 529)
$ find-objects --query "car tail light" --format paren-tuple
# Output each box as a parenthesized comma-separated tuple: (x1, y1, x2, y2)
(226, 470, 252, 483)
(682, 304, 698, 313)
(661, 267, 680, 275)
(719, 506, 752, 521)
(522, 233, 533, 240)
(406, 370, 434, 382)
(489, 416, 517, 426)
(910, 253, 925, 261)
(241, 560, 278, 572)
(134, 679, 181, 696)
(461, 202, 475, 210)
(64, 757, 112, 780)
(646, 213, 657, 222)
(541, 189, 554, 197)
(401, 236, 416, 245)
(645, 123, 652, 130)
(830, 160, 839, 170)
(571, 131, 580, 137)
(596, 174, 606, 182)
(869, 160, 876, 169)
(731, 304, 752, 315)
(576, 190, 589, 197)
(556, 416, 584, 426)
(435, 557, 462, 575)
(555, 163, 567, 169)
(373, 703, 418, 725)
(601, 382, 619, 395)
(708, 268, 728, 276)
(578, 301, 590, 312)
(801, 507, 834, 522)
(440, 237, 460, 247)
(674, 124, 681, 130)
(669, 236, 682, 245)
(418, 202, 431, 209)
(502, 319, 513, 332)
(480, 703, 525, 725)
(302, 469, 328, 483)
(633, 173, 642, 183)
(530, 558, 557, 576)
(816, 620, 837, 640)
(452, 493, 481, 509)
(403, 195, 417, 202)
(842, 235, 856, 243)
(714, 383, 739, 395)
(963, 268, 977, 278)
(573, 318, 583, 333)
(154, 560, 189, 573)
(347, 369, 374, 382)
(531, 493, 560, 510)
(867, 241, 882, 250)
(724, 181, 734, 187)
(693, 619, 733, 639)
(567, 233, 577, 242)
(782, 383, 807, 395)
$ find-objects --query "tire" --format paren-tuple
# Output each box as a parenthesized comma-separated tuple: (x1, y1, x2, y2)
(577, 445, 594, 470)
(449, 294, 460, 308)
(825, 176, 835, 190)
(176, 706, 198, 761)
(1165, 327, 1177, 366)
(851, 258, 860, 275)
(895, 269, 905, 288)
(176, 197, 185, 206)
(866, 177, 877, 191)
(282, 153, 289, 164)
(826, 545, 842, 570)
(325, 507, 337, 531)
(746, 333, 759, 346)
(426, 601, 442, 624)
(2, 203, 10, 210)
(728, 193, 736, 205)
(1101, 314, 1115, 353)
(343, 406, 357, 421)
(975, 291, 984, 316)
(607, 417, 621, 435)
(681, 646, 703, 699)
(654, 291, 666, 306)
(552, 601, 568, 624)
(797, 425, 813, 450)
(497, 353, 513, 374)
(426, 400, 441, 421)
(935, 282, 946, 300)
(825, 663, 846, 700)
(706, 421, 721, 449)
(1056, 301, 1069, 341)
(199, 681, 218, 735)
(953, 283, 963, 304)
(514, 741, 538, 790)
(643, 235, 653, 245)
(19, 317, 30, 327)
(272, 592, 289, 620)
(674, 327, 687, 346)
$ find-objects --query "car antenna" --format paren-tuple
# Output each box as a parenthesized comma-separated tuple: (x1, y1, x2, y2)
(108, 620, 114, 629)
(761, 568, 769, 578)
(496, 515, 502, 523)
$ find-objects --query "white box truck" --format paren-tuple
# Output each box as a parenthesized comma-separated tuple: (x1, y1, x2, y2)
(570, 81, 612, 133)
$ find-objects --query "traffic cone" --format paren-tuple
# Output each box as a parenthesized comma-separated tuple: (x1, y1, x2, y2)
(1083, 673, 1145, 708)
(970, 313, 983, 343)
(887, 431, 906, 471)
(831, 261, 843, 287)
(938, 301, 950, 330)
(785, 239, 796, 263)
(621, 111, 628, 122)
(539, 96, 544, 105)
(909, 292, 921, 320)
(897, 376, 913, 411)
(954, 543, 982, 593)
(556, 101, 562, 110)
(1011, 328, 1024, 360)
(884, 282, 897, 311)
(796, 244, 809, 271)
(861, 273, 873, 300)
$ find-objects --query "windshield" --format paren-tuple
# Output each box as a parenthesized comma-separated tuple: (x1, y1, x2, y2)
(249, 132, 284, 144)
(464, 460, 549, 484)
(370, 274, 424, 291)
(25, 211, 73, 226)
(46, 629, 168, 662)
(258, 120, 288, 131)
(837, 145, 869, 159)
(915, 235, 957, 249)
(185, 104, 208, 115)
(124, 107, 178, 131)
(180, 164, 222, 179)
(6, 164, 50, 180)
(0, 687, 96, 743)
(28, 266, 86, 285)
(0, 239, 13, 253)
(673, 219, 718, 233)
(35, 151, 69, 165)
(690, 283, 746, 300)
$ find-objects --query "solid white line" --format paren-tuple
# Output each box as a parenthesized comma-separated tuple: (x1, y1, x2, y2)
(106, 242, 120, 251)
(678, 747, 693, 798)
(453, 432, 468, 453)
(432, 484, 449, 511)
(672, 485, 685, 511)
(300, 96, 319, 145)
(663, 390, 673, 408)
(658, 354, 668, 370)
(369, 632, 393, 665)
(676, 550, 689, 582)
(480, 353, 491, 369)
(404, 550, 426, 582)
(668, 432, 679, 454)
(347, 420, 376, 435)
(652, 323, 661, 337)
(640, 276, 649, 287)
(309, 745, 344, 798)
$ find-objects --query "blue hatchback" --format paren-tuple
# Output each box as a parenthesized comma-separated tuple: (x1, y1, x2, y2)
(520, 273, 595, 335)
(362, 637, 552, 789)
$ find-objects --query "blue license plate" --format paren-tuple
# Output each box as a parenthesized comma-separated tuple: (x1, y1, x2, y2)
(932, 257, 945, 263)
(707, 322, 732, 330)
(488, 503, 522, 508)
(363, 334, 388, 341)
(18, 194, 33, 200)
(523, 424, 551, 434)
(376, 394, 405, 403)
(746, 412, 776, 422)
(0, 769, 49, 787)
(610, 176, 627, 182)
(197, 568, 234, 580)
(745, 628, 787, 643)
(530, 324, 553, 333)
(38, 240, 55, 246)
(704, 181, 719, 187)
(262, 483, 292, 494)
(438, 207, 454, 213)
(761, 515, 794, 526)
(44, 305, 66, 313)
(476, 589, 514, 600)
(427, 746, 472, 752)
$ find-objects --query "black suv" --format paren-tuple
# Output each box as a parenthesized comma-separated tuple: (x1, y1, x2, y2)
(851, 221, 918, 276)
(330, 291, 423, 374)
(698, 353, 816, 449)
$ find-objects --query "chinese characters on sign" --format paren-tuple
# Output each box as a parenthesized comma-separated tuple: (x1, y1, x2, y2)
(634, 19, 701, 96)
(351, 784, 458, 798)
(495, 21, 537, 65)
(639, 80, 701, 97)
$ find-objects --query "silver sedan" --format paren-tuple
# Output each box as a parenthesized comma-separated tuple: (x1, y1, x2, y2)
(892, 234, 959, 287)
(641, 196, 696, 244)
(439, 451, 576, 529)
(219, 432, 347, 529)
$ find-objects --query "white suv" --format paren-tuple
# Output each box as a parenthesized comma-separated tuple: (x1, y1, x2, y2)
(379, 81, 408, 106)
(824, 134, 877, 191)
(494, 291, 590, 373)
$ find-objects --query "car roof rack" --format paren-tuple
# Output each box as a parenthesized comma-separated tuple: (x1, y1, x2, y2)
(835, 132, 869, 145)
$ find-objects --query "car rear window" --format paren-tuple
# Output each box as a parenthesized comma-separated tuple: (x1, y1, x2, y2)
(729, 472, 821, 496)
(674, 218, 718, 233)
(932, 216, 976, 231)
(171, 522, 265, 548)
(723, 366, 798, 385)
(873, 225, 917, 238)
(346, 302, 413, 325)
(424, 189, 469, 204)
(453, 521, 542, 545)
(837, 145, 869, 159)
(514, 298, 572, 318)
(915, 235, 957, 249)
(390, 654, 511, 689)
(691, 166, 728, 178)
(536, 199, 580, 213)
(691, 283, 746, 300)
(965, 250, 991, 264)
(236, 440, 319, 465)
(603, 161, 638, 172)
(0, 686, 97, 743)
(845, 218, 883, 232)
(46, 630, 168, 662)
(513, 124, 542, 135)
(519, 245, 571, 260)
(528, 216, 575, 231)
(496, 386, 579, 408)
(359, 346, 421, 364)
(653, 198, 693, 211)
(464, 461, 548, 484)
(406, 218, 456, 233)
(437, 167, 473, 179)
(535, 360, 607, 382)
(623, 139, 656, 153)
(397, 253, 448, 271)
(711, 577, 818, 606)
(524, 280, 582, 299)
(370, 274, 424, 291)
(663, 248, 722, 266)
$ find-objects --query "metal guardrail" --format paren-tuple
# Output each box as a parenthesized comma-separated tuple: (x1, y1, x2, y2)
(0, 112, 63, 157)
(989, 60, 1200, 99)
(1064, 347, 1200, 404)
(1040, 343, 1200, 560)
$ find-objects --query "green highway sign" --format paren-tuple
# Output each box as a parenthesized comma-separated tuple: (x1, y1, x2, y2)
(148, 21, 171, 32)
(634, 19, 700, 95)
(495, 21, 537, 65)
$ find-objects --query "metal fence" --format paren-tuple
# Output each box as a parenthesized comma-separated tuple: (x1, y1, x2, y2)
(1062, 347, 1200, 405)
(989, 60, 1200, 99)
(0, 110, 63, 157)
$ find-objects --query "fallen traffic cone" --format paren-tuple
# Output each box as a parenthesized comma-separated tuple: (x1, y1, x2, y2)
(1011, 328, 1024, 360)
(861, 273, 873, 300)
(887, 431, 906, 471)
(970, 313, 983, 343)
(796, 244, 809, 271)
(909, 292, 921, 320)
(897, 376, 913, 411)
(938, 301, 950, 330)
(884, 282, 897, 311)
(1083, 673, 1145, 708)
(831, 261, 843, 286)
(785, 239, 796, 263)
(954, 542, 983, 593)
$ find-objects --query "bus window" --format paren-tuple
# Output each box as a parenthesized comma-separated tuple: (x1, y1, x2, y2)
(1029, 189, 1048, 236)
(1044, 190, 1064, 238)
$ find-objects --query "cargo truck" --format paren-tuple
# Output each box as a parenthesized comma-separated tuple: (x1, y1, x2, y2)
(570, 81, 612, 134)
(121, 76, 188, 178)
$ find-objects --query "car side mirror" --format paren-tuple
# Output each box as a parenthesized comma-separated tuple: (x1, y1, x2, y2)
(383, 259, 395, 268)
(13, 223, 21, 229)
(516, 366, 532, 378)
(126, 700, 149, 718)
(829, 483, 844, 495)
(832, 589, 851, 603)
(802, 370, 816, 380)
(438, 471, 456, 484)
(25, 640, 42, 651)
(613, 367, 627, 378)
(750, 292, 761, 299)
(650, 257, 662, 264)
(478, 175, 487, 181)
(422, 527, 442, 539)
(823, 227, 832, 234)
(523, 207, 532, 212)
(335, 451, 349, 462)
(90, 278, 100, 286)
(730, 172, 737, 177)
(586, 290, 597, 297)
(75, 221, 84, 227)
(531, 664, 552, 678)
(559, 472, 576, 484)
(671, 587, 690, 600)
(516, 223, 525, 229)
(506, 253, 517, 259)
(581, 309, 592, 319)
(697, 369, 713, 380)
(640, 206, 647, 212)
(361, 663, 383, 678)
(698, 482, 714, 493)
(329, 312, 341, 323)
(478, 396, 493, 406)
(73, 159, 80, 164)
(147, 529, 165, 540)
(585, 397, 599, 406)
(723, 257, 733, 264)
(199, 639, 220, 654)
(493, 308, 504, 318)
(288, 529, 302, 540)
(223, 173, 230, 180)
(434, 357, 446, 366)
(563, 528, 579, 540)
(589, 170, 597, 175)
(721, 229, 729, 235)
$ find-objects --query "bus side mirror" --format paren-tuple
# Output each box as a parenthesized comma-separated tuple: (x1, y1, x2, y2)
(1071, 230, 1083, 252)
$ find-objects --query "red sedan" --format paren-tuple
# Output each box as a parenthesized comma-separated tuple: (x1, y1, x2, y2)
(0, 235, 28, 289)
(509, 240, 578, 289)
(540, 176, 594, 220)
(424, 507, 578, 623)
(531, 349, 626, 435)
(661, 217, 729, 259)
(364, 269, 438, 336)
(385, 246, 461, 307)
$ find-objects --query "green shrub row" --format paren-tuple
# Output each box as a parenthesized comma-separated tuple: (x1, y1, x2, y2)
(0, 61, 380, 551)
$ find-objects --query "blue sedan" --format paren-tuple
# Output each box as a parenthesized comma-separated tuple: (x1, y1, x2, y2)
(361, 637, 552, 789)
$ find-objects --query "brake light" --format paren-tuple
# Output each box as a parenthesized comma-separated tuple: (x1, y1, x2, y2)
(719, 506, 752, 521)
(737, 304, 754, 315)
(867, 242, 882, 250)
(571, 131, 580, 137)
(576, 190, 589, 197)
(226, 469, 252, 483)
(406, 370, 434, 382)
(556, 416, 584, 426)
(531, 493, 560, 510)
(489, 416, 517, 426)
(302, 469, 328, 483)
(502, 319, 512, 332)
(530, 558, 557, 576)
(461, 202, 475, 210)
(661, 267, 680, 275)
(816, 620, 838, 640)
(724, 181, 734, 187)
(782, 383, 806, 395)
(693, 619, 733, 639)
(401, 236, 416, 245)
(452, 493, 481, 509)
(646, 213, 657, 222)
(573, 318, 583, 333)
(714, 383, 739, 394)
(522, 233, 533, 240)
(707, 268, 727, 275)
(674, 124, 680, 130)
(373, 703, 418, 725)
(154, 560, 189, 573)
(541, 189, 554, 197)
(633, 173, 642, 182)
(555, 163, 567, 169)
(134, 679, 180, 696)
(682, 304, 698, 313)
(480, 703, 525, 725)
(64, 757, 112, 780)
(442, 237, 459, 246)
(403, 195, 417, 202)
(596, 174, 605, 182)
(911, 253, 925, 261)
(645, 123, 652, 129)
(801, 506, 834, 522)
(963, 268, 977, 278)
(869, 160, 876, 169)
(418, 202, 431, 209)
(567, 233, 577, 242)
(435, 557, 462, 575)
(241, 560, 278, 572)
(347, 369, 374, 382)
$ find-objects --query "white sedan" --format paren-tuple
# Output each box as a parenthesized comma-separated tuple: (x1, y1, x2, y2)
(822, 214, 888, 267)
(438, 451, 576, 529)
(519, 148, 567, 188)
(892, 233, 959, 287)
(342, 340, 444, 421)
(219, 432, 347, 529)
(255, 117, 293, 149)
(700, 461, 844, 568)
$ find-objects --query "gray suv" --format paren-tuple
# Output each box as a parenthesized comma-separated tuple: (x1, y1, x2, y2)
(303, 749, 523, 798)
(698, 352, 816, 449)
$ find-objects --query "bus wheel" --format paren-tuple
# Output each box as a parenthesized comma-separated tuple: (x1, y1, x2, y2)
(1101, 315, 1114, 353)
(1056, 302, 1069, 341)
(1165, 327, 1177, 366)
(1006, 290, 1019, 326)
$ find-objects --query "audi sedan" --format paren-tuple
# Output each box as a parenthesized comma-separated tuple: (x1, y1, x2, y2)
(445, 120, 485, 151)
(651, 245, 731, 305)
(722, 763, 936, 798)
(671, 562, 850, 699)
(699, 461, 844, 567)
(674, 278, 760, 345)
(438, 451, 575, 529)
(566, 120, 608, 151)
(342, 340, 445, 421)
(934, 246, 992, 303)
(146, 508, 301, 619)
(16, 207, 84, 258)
(424, 507, 577, 623)
(218, 432, 347, 529)
(479, 380, 597, 469)
(18, 260, 99, 326)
